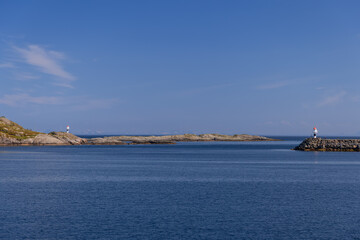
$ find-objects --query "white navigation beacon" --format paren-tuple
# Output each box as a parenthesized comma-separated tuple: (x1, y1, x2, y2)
(313, 127, 318, 138)
(66, 125, 70, 133)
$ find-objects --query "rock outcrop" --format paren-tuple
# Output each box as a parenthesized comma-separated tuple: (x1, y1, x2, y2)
(294, 138, 360, 152)
(86, 137, 126, 145)
(25, 134, 65, 145)
(48, 132, 87, 145)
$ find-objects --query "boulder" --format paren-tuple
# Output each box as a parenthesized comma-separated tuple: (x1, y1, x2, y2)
(31, 134, 65, 145)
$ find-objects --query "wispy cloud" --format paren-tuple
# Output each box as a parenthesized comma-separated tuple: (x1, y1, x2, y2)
(0, 93, 62, 106)
(0, 62, 15, 68)
(257, 80, 293, 90)
(13, 45, 75, 87)
(53, 82, 75, 88)
(317, 91, 346, 107)
(71, 98, 120, 110)
(0, 92, 119, 110)
(257, 76, 322, 90)
(350, 95, 360, 102)
(280, 120, 292, 126)
(178, 82, 237, 96)
(14, 72, 40, 80)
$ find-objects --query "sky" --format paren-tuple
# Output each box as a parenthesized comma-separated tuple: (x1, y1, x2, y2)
(1, 0, 360, 136)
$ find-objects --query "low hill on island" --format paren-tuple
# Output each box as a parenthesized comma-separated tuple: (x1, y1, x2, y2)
(0, 117, 85, 145)
(0, 117, 39, 141)
(0, 117, 278, 146)
(86, 133, 277, 145)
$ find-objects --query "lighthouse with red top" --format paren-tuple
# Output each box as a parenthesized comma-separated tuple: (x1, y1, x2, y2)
(313, 127, 318, 138)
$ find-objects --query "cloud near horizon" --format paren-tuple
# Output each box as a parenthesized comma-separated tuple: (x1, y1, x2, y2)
(0, 62, 16, 68)
(13, 45, 76, 87)
(317, 91, 347, 107)
(257, 76, 322, 90)
(0, 93, 62, 107)
(257, 80, 293, 90)
(0, 93, 120, 110)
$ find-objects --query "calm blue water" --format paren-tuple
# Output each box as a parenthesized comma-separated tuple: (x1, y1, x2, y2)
(1, 137, 360, 239)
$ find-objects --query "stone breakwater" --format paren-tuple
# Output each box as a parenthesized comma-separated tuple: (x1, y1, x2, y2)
(294, 138, 360, 152)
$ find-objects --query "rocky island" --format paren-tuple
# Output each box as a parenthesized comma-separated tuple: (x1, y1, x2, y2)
(294, 138, 360, 152)
(0, 117, 278, 146)
(86, 133, 277, 145)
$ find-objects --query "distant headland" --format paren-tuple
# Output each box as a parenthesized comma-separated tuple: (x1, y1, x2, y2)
(0, 117, 278, 146)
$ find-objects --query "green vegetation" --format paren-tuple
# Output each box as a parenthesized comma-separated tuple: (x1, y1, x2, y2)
(0, 117, 40, 140)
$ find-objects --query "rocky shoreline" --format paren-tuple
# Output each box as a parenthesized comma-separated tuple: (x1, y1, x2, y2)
(294, 138, 360, 152)
(0, 133, 278, 146)
(0, 117, 278, 146)
(0, 131, 87, 146)
(86, 134, 277, 145)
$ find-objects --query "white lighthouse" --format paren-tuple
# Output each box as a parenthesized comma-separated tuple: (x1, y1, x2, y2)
(66, 125, 70, 133)
(313, 127, 318, 138)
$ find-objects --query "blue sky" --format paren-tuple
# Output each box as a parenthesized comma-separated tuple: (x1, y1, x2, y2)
(1, 0, 360, 135)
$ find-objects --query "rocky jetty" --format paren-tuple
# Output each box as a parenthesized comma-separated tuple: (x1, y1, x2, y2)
(0, 117, 278, 146)
(294, 138, 360, 152)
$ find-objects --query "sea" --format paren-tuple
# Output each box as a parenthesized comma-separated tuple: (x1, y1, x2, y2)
(1, 136, 360, 239)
